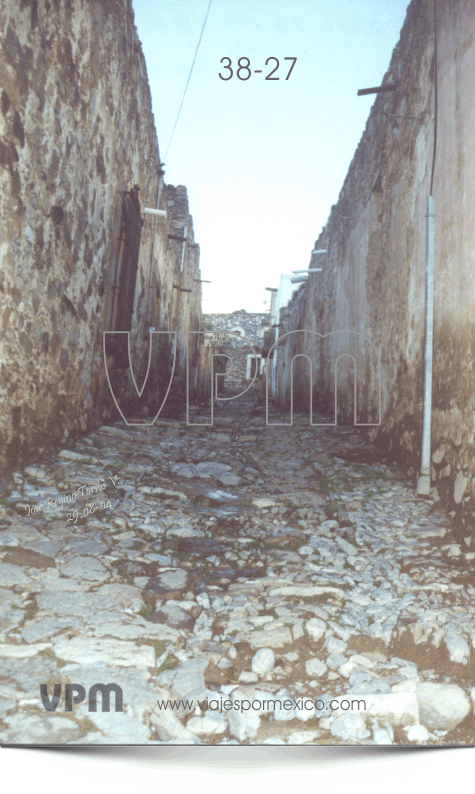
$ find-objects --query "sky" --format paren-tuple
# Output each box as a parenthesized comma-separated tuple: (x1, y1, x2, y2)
(132, 0, 410, 313)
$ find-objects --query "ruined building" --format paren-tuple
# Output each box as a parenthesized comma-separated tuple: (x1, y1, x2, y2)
(0, 0, 208, 479)
(272, 0, 475, 528)
(203, 310, 270, 390)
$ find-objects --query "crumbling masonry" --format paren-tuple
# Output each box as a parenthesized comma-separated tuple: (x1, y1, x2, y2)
(273, 0, 475, 530)
(0, 0, 208, 480)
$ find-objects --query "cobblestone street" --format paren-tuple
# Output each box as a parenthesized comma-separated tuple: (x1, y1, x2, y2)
(0, 398, 473, 745)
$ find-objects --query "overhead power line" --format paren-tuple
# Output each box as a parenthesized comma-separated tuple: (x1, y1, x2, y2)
(163, 0, 213, 161)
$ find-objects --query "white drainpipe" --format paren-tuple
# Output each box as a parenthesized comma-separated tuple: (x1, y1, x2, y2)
(416, 195, 435, 496)
(180, 224, 188, 273)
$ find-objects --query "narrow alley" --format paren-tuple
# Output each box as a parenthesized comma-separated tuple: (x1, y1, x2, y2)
(0, 397, 473, 745)
(2, 0, 475, 773)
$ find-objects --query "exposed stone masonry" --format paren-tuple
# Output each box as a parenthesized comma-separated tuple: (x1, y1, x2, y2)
(273, 0, 475, 530)
(0, 0, 207, 480)
(203, 310, 269, 389)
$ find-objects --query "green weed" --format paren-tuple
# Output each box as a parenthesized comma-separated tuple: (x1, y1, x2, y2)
(155, 640, 167, 656)
(157, 654, 180, 674)
(139, 602, 153, 618)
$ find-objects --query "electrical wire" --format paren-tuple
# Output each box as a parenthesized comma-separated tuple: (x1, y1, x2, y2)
(333, 207, 360, 219)
(163, 0, 213, 161)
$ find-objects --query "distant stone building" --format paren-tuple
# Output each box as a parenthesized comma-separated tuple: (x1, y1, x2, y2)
(203, 310, 270, 389)
(0, 0, 208, 479)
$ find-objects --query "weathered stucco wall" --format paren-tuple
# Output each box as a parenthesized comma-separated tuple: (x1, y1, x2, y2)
(0, 0, 206, 478)
(274, 0, 475, 528)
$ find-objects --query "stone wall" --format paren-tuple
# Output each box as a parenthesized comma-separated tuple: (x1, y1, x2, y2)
(203, 310, 269, 389)
(0, 0, 206, 478)
(273, 0, 475, 529)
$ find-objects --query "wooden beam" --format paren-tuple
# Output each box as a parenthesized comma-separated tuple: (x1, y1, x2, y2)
(357, 83, 398, 96)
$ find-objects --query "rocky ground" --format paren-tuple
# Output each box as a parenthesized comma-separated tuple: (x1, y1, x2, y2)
(0, 396, 474, 745)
